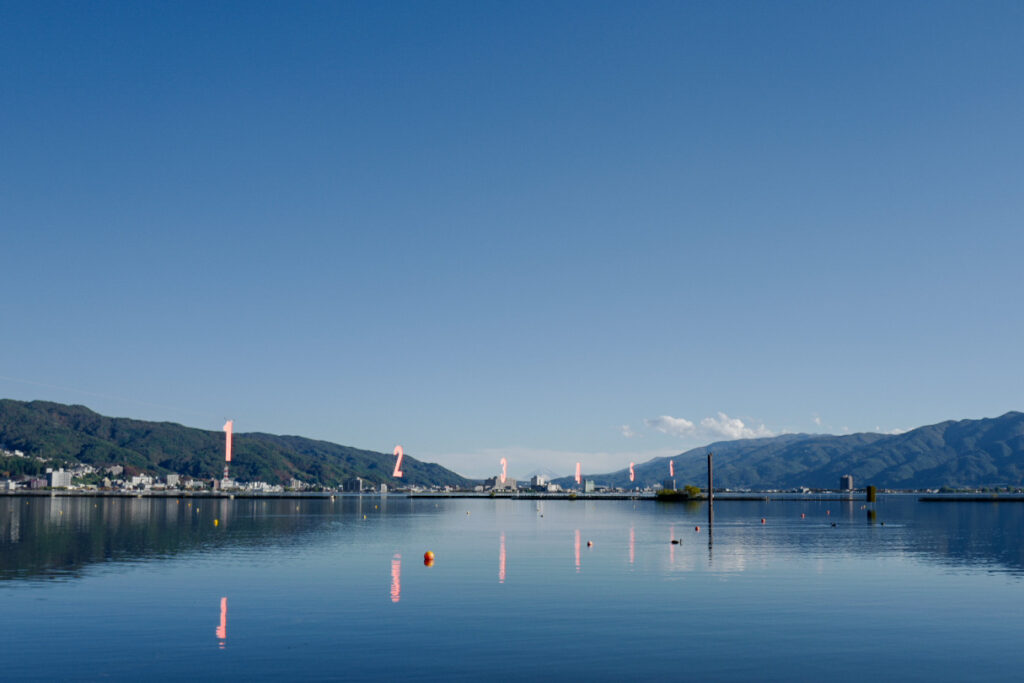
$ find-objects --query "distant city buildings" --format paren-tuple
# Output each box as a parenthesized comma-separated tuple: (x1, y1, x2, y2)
(484, 476, 517, 491)
(840, 474, 854, 491)
(343, 477, 367, 492)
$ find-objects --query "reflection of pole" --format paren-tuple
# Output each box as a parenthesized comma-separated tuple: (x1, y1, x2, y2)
(499, 532, 506, 584)
(574, 529, 581, 572)
(390, 554, 402, 603)
(216, 597, 227, 648)
(707, 452, 714, 527)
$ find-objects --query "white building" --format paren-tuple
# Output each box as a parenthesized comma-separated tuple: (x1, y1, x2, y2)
(49, 469, 72, 488)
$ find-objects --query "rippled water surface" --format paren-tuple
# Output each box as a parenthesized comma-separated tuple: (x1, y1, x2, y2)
(1, 495, 1022, 680)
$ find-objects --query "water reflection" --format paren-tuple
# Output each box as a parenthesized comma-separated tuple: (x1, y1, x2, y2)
(629, 526, 634, 565)
(390, 553, 401, 604)
(574, 529, 580, 573)
(498, 533, 506, 584)
(216, 597, 227, 649)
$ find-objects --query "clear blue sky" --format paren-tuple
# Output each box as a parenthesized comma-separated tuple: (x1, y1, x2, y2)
(2, 1, 1022, 478)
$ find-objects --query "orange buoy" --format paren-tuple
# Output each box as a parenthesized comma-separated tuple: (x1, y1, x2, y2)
(761, 518, 766, 524)
(800, 513, 806, 518)
(424, 550, 435, 563)
(695, 526, 700, 532)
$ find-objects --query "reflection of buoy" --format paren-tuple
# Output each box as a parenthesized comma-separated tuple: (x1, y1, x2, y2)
(424, 557, 434, 567)
(424, 551, 435, 563)
(761, 518, 766, 524)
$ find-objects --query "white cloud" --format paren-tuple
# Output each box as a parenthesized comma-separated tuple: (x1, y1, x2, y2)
(645, 412, 774, 441)
(644, 415, 696, 437)
(812, 415, 822, 426)
(620, 424, 636, 438)
(700, 412, 774, 439)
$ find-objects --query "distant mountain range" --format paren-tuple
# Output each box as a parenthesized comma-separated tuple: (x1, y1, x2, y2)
(553, 412, 1024, 490)
(0, 399, 471, 488)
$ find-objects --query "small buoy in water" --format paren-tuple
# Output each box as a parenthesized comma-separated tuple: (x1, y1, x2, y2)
(586, 541, 593, 547)
(214, 519, 219, 526)
(695, 526, 700, 532)
(671, 539, 680, 545)
(826, 510, 831, 515)
(424, 551, 435, 563)
(831, 522, 837, 527)
(800, 513, 806, 518)
(466, 511, 470, 515)
(363, 515, 367, 519)
(880, 522, 885, 526)
(375, 505, 378, 510)
(761, 518, 766, 524)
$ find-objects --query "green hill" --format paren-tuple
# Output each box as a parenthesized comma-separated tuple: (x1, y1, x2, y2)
(554, 412, 1024, 490)
(0, 399, 470, 488)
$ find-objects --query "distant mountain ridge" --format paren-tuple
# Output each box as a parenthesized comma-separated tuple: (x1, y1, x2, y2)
(0, 399, 471, 488)
(554, 412, 1024, 490)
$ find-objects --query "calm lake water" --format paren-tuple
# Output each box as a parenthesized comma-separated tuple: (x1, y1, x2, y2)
(1, 494, 1022, 681)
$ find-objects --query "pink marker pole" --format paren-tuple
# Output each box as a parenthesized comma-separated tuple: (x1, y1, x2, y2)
(500, 458, 508, 485)
(223, 421, 233, 462)
(629, 462, 635, 483)
(575, 462, 581, 485)
(392, 445, 404, 478)
(669, 459, 674, 478)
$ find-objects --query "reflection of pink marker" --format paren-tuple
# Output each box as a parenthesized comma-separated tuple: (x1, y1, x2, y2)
(499, 533, 506, 584)
(390, 553, 401, 603)
(629, 462, 635, 483)
(575, 462, 581, 485)
(669, 459, 674, 478)
(392, 446, 404, 478)
(216, 597, 227, 647)
(500, 458, 507, 485)
(629, 527, 635, 565)
(574, 529, 581, 572)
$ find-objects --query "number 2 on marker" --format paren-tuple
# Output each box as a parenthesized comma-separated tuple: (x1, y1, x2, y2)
(393, 445, 404, 478)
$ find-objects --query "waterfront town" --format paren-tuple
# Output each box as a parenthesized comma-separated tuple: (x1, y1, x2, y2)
(1, 445, 875, 496)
